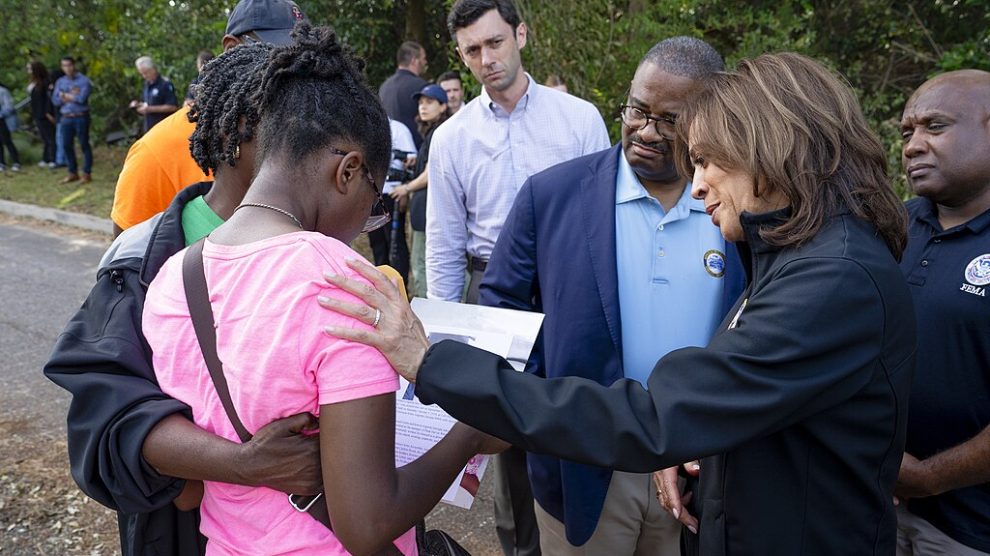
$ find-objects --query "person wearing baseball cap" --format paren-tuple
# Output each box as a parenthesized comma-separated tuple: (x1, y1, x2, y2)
(57, 3, 317, 556)
(392, 83, 451, 297)
(111, 0, 308, 237)
(224, 0, 307, 47)
(412, 83, 449, 105)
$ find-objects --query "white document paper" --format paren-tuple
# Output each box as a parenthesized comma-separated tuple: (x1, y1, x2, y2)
(393, 298, 544, 508)
(410, 297, 545, 371)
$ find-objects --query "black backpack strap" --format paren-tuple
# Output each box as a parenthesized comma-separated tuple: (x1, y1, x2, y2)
(180, 240, 407, 547)
(182, 239, 252, 443)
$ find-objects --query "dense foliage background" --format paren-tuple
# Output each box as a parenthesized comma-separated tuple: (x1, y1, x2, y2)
(2, 0, 988, 196)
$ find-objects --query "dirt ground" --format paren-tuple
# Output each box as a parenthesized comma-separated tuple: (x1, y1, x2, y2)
(0, 418, 120, 555)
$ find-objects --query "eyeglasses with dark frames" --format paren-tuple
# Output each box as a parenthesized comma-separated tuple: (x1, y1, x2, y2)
(619, 105, 677, 137)
(326, 146, 391, 233)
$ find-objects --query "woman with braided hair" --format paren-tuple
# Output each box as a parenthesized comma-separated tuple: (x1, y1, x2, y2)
(187, 43, 269, 182)
(144, 24, 504, 555)
(176, 40, 275, 245)
(45, 39, 330, 556)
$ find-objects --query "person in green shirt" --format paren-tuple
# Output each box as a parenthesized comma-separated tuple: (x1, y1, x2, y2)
(179, 43, 273, 244)
(45, 39, 325, 556)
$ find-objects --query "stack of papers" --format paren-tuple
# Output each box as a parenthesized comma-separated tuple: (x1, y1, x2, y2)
(393, 298, 544, 508)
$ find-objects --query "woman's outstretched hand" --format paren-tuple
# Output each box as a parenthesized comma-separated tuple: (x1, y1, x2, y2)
(320, 258, 430, 383)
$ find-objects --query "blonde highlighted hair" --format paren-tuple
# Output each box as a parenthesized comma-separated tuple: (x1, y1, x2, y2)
(676, 52, 907, 258)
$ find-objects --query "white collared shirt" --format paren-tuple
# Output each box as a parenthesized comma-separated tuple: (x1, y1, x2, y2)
(425, 74, 610, 300)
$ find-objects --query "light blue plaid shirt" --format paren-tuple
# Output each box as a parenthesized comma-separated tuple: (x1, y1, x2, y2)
(425, 75, 610, 301)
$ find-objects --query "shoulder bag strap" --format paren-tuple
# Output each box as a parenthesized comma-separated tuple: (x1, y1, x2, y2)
(182, 239, 253, 443)
(181, 240, 348, 536)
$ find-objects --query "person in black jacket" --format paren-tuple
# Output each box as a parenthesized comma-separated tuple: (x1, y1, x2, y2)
(44, 40, 321, 556)
(319, 53, 917, 555)
(390, 83, 452, 298)
(379, 41, 429, 149)
(27, 61, 57, 167)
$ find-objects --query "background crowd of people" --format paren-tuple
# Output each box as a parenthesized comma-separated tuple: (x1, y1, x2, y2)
(23, 0, 990, 555)
(2, 52, 185, 182)
(0, 57, 96, 181)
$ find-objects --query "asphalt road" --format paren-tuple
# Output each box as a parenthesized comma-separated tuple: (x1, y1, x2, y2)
(0, 216, 108, 425)
(0, 216, 501, 555)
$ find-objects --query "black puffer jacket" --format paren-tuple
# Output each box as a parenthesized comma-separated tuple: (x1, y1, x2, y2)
(45, 182, 213, 556)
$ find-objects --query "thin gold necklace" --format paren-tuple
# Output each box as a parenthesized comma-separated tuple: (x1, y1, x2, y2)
(234, 203, 304, 229)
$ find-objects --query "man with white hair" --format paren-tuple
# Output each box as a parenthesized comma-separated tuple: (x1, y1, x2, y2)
(132, 56, 178, 132)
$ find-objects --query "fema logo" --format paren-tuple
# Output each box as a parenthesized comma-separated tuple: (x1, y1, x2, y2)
(964, 254, 990, 286)
(703, 249, 726, 278)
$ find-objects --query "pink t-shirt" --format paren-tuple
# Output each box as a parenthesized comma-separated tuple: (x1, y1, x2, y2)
(144, 232, 416, 556)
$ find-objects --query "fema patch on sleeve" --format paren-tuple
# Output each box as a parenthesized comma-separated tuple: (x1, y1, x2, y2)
(703, 249, 726, 278)
(965, 254, 990, 286)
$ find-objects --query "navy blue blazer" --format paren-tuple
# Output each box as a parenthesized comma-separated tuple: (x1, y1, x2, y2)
(479, 144, 744, 545)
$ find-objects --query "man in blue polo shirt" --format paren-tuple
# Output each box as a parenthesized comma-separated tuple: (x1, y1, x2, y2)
(480, 37, 743, 555)
(896, 69, 990, 556)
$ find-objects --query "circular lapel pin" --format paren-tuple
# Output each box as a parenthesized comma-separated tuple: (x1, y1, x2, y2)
(704, 249, 726, 278)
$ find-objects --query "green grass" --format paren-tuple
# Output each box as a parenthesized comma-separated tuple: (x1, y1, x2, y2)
(0, 134, 125, 219)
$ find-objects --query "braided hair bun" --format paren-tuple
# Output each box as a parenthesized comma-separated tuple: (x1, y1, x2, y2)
(253, 23, 391, 179)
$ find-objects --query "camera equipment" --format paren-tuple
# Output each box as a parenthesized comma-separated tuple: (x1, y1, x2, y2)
(387, 149, 416, 183)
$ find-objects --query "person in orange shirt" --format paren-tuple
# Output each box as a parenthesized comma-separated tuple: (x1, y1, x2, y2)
(110, 106, 211, 235)
(110, 0, 306, 236)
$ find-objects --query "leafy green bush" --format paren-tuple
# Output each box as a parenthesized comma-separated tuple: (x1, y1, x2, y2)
(3, 0, 987, 199)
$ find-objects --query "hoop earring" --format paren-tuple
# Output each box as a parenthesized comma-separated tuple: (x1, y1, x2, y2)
(234, 145, 241, 159)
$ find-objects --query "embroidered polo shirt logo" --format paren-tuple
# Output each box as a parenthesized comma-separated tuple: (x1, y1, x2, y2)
(961, 253, 990, 296)
(964, 254, 990, 286)
(703, 249, 726, 278)
(151, 88, 159, 96)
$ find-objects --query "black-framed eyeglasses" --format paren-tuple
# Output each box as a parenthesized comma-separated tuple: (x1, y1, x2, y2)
(619, 105, 677, 136)
(327, 146, 391, 233)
